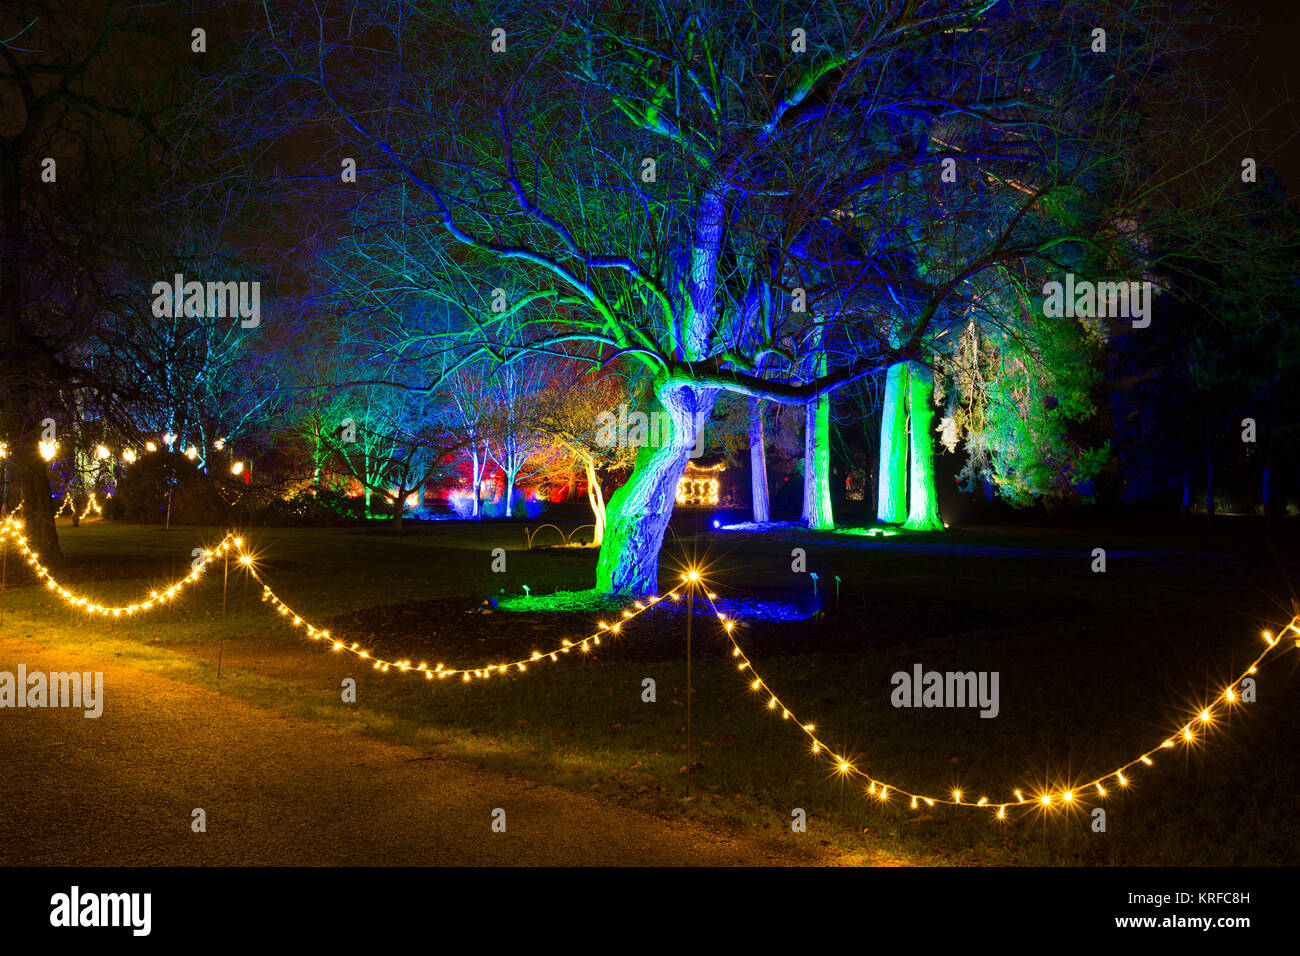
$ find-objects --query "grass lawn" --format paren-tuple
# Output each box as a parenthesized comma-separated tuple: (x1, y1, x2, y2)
(3, 508, 1299, 865)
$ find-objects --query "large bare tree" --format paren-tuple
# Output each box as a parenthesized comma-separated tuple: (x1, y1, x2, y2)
(218, 0, 1247, 591)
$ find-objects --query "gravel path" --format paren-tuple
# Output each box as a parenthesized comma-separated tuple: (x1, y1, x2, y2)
(0, 632, 826, 866)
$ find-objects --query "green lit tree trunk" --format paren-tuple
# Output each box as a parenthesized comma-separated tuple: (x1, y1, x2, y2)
(801, 386, 833, 530)
(596, 381, 715, 595)
(904, 362, 943, 531)
(877, 361, 909, 523)
(749, 397, 769, 523)
(598, 184, 724, 594)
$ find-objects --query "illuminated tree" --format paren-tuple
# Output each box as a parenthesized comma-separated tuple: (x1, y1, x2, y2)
(220, 0, 1260, 591)
(483, 354, 565, 518)
(939, 304, 1108, 509)
(278, 336, 357, 495)
(112, 236, 280, 470)
(904, 362, 944, 529)
(876, 360, 910, 524)
(322, 382, 465, 527)
(748, 396, 771, 522)
(801, 353, 833, 530)
(443, 363, 497, 519)
(531, 369, 636, 544)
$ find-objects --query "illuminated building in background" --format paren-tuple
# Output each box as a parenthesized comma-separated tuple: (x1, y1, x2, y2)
(676, 460, 724, 506)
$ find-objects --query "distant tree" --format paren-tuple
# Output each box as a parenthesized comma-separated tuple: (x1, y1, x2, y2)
(531, 369, 636, 543)
(483, 353, 565, 518)
(938, 303, 1108, 509)
(1107, 172, 1300, 519)
(323, 383, 465, 527)
(1, 2, 245, 557)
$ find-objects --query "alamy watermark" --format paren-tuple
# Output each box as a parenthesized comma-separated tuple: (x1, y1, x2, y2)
(50, 886, 150, 936)
(0, 666, 104, 718)
(150, 273, 260, 328)
(1042, 273, 1153, 328)
(594, 404, 708, 459)
(890, 663, 999, 718)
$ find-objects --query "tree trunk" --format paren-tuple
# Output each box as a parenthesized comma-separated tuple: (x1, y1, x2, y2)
(312, 424, 322, 494)
(1263, 446, 1278, 521)
(801, 387, 833, 530)
(391, 492, 404, 529)
(1205, 457, 1214, 523)
(503, 460, 518, 517)
(470, 441, 487, 518)
(595, 180, 723, 593)
(70, 452, 80, 527)
(877, 361, 909, 523)
(16, 448, 62, 565)
(904, 362, 944, 531)
(584, 458, 606, 545)
(749, 397, 769, 523)
(596, 382, 715, 594)
(1180, 472, 1191, 525)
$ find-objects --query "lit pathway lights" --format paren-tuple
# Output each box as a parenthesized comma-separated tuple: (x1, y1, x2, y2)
(709, 586, 1298, 821)
(2, 511, 1295, 822)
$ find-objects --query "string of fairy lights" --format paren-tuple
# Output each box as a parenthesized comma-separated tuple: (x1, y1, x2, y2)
(53, 492, 104, 521)
(1, 513, 238, 616)
(1, 509, 1295, 820)
(245, 559, 684, 681)
(700, 583, 1298, 818)
(0, 433, 248, 475)
(0, 511, 679, 681)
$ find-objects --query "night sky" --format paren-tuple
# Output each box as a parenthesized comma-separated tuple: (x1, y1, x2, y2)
(1218, 0, 1300, 198)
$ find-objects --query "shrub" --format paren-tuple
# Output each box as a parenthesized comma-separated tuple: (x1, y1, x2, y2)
(447, 491, 476, 519)
(481, 488, 540, 518)
(250, 486, 366, 525)
(115, 452, 227, 524)
(523, 492, 548, 519)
